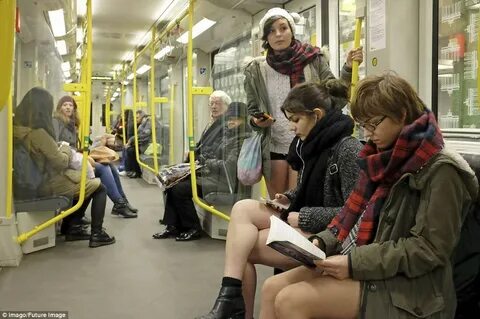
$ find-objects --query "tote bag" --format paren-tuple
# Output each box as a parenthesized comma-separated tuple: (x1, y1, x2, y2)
(237, 132, 262, 185)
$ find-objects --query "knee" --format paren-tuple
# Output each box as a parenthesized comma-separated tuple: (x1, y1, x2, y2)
(274, 286, 301, 318)
(262, 276, 283, 301)
(230, 199, 258, 221)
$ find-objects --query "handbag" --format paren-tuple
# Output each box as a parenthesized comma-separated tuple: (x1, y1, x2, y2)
(90, 145, 119, 163)
(155, 162, 202, 190)
(237, 132, 262, 185)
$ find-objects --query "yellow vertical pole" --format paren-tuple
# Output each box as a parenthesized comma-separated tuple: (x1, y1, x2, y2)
(350, 17, 363, 99)
(0, 0, 15, 111)
(149, 28, 159, 174)
(6, 91, 13, 219)
(105, 90, 111, 133)
(169, 84, 175, 165)
(121, 82, 127, 145)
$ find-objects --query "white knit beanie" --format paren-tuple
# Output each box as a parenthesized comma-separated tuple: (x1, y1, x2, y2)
(259, 7, 301, 35)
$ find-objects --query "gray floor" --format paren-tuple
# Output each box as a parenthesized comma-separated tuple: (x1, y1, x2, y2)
(0, 177, 270, 319)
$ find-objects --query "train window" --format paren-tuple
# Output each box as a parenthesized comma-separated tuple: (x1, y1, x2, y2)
(296, 6, 317, 46)
(437, 0, 480, 130)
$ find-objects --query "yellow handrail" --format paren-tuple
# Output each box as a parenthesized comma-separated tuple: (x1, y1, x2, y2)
(0, 0, 15, 111)
(105, 90, 111, 133)
(169, 84, 176, 165)
(187, 0, 229, 221)
(121, 84, 127, 146)
(17, 0, 93, 244)
(350, 17, 363, 99)
(6, 91, 13, 219)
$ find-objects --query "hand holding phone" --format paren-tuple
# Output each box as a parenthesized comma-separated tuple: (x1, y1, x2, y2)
(252, 112, 275, 122)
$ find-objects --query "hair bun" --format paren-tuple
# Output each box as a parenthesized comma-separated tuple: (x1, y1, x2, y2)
(290, 12, 301, 24)
(325, 79, 348, 98)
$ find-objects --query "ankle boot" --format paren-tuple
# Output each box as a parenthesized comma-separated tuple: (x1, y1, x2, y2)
(195, 286, 245, 319)
(89, 229, 115, 248)
(122, 196, 138, 213)
(111, 198, 137, 218)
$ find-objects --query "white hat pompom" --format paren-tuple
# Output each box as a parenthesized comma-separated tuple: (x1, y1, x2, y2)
(259, 7, 298, 35)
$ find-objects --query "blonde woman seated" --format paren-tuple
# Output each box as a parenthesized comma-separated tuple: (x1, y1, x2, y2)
(259, 73, 479, 319)
(197, 80, 363, 319)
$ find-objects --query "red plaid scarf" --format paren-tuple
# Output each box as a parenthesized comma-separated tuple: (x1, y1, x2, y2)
(266, 40, 320, 87)
(328, 110, 444, 246)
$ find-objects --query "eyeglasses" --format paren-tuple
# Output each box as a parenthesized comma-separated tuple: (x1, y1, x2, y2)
(359, 116, 386, 132)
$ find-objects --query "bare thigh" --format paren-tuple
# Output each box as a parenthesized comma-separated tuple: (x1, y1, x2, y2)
(277, 276, 361, 319)
(230, 199, 277, 230)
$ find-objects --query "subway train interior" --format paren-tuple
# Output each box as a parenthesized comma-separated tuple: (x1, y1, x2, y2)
(0, 0, 479, 318)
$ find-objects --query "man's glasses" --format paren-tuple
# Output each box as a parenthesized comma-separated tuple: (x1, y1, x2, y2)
(358, 116, 386, 132)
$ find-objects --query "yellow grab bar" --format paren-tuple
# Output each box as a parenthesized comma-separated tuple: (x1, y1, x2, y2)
(0, 0, 16, 111)
(17, 0, 94, 243)
(350, 17, 363, 99)
(169, 84, 176, 165)
(121, 84, 127, 146)
(186, 0, 229, 221)
(6, 91, 13, 219)
(105, 91, 111, 133)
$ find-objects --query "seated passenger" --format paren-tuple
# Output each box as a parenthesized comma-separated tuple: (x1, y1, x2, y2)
(153, 101, 248, 242)
(260, 73, 479, 319)
(13, 87, 115, 248)
(53, 95, 137, 219)
(124, 110, 152, 178)
(196, 80, 363, 319)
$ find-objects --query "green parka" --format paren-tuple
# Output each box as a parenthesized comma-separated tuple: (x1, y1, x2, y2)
(14, 126, 101, 199)
(318, 149, 479, 318)
(243, 55, 352, 179)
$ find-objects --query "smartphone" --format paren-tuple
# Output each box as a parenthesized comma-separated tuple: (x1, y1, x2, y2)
(252, 112, 275, 122)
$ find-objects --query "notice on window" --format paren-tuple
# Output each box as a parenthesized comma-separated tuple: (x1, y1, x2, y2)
(369, 0, 386, 52)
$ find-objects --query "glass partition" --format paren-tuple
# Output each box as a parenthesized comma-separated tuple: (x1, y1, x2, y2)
(437, 0, 480, 130)
(297, 6, 317, 45)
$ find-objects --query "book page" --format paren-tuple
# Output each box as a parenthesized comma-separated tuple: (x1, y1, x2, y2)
(266, 216, 326, 266)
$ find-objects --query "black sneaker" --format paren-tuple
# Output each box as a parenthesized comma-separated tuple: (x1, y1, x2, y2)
(65, 225, 91, 241)
(89, 230, 116, 248)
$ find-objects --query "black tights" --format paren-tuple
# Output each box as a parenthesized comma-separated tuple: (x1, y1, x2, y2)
(63, 184, 107, 232)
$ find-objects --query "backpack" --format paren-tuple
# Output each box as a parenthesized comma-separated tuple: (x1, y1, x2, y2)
(328, 136, 356, 202)
(13, 141, 43, 200)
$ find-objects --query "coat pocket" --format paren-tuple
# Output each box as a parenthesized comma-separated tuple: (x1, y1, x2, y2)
(387, 275, 444, 318)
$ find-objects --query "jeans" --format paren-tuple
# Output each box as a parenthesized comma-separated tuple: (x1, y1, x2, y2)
(94, 162, 125, 202)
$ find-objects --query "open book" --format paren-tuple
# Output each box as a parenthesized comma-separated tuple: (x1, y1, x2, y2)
(266, 215, 326, 267)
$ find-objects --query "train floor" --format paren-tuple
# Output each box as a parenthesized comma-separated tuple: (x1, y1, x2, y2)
(0, 176, 270, 319)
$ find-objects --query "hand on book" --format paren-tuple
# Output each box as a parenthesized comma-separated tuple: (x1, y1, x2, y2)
(287, 212, 299, 227)
(315, 255, 350, 280)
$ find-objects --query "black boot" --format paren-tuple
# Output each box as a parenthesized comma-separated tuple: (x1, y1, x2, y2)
(123, 196, 138, 213)
(196, 286, 245, 319)
(111, 198, 137, 218)
(65, 224, 91, 241)
(89, 229, 115, 248)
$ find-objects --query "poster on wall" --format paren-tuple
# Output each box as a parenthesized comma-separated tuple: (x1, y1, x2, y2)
(369, 0, 386, 52)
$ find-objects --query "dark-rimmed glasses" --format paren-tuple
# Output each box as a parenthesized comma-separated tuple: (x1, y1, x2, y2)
(358, 116, 387, 132)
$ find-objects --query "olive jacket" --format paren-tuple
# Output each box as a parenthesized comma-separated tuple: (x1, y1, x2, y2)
(317, 148, 479, 318)
(14, 126, 101, 199)
(243, 55, 352, 179)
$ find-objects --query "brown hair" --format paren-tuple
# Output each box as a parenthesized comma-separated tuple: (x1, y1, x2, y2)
(54, 95, 81, 128)
(351, 72, 425, 125)
(281, 79, 349, 115)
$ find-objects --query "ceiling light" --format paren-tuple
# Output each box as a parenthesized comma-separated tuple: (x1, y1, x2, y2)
(116, 88, 120, 92)
(154, 46, 174, 60)
(113, 92, 119, 97)
(127, 73, 134, 80)
(177, 18, 217, 44)
(48, 9, 66, 37)
(113, 64, 122, 71)
(123, 51, 134, 61)
(111, 97, 116, 102)
(61, 62, 70, 72)
(56, 40, 68, 55)
(136, 64, 151, 75)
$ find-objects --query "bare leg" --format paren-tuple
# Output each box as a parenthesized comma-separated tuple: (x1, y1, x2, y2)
(266, 160, 289, 199)
(260, 267, 321, 319)
(243, 263, 256, 319)
(275, 276, 361, 319)
(224, 199, 275, 279)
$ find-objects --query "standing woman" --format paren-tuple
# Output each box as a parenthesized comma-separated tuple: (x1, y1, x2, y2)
(245, 7, 363, 197)
(53, 96, 138, 219)
(260, 73, 479, 319)
(197, 80, 363, 319)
